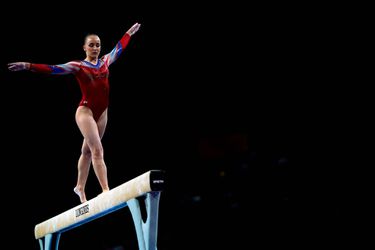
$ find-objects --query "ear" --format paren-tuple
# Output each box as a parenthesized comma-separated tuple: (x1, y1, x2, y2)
(83, 45, 86, 51)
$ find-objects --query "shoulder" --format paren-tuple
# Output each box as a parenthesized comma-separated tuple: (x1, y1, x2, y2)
(62, 60, 83, 67)
(99, 56, 109, 66)
(60, 60, 83, 73)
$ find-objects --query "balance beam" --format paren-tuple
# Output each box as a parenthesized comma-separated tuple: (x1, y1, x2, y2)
(35, 169, 165, 250)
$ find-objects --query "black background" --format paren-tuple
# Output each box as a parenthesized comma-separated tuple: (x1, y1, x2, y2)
(1, 2, 363, 249)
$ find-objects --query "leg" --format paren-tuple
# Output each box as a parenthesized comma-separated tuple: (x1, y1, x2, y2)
(74, 139, 91, 203)
(75, 107, 109, 197)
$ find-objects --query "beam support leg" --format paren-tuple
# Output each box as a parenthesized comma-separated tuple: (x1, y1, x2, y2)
(128, 191, 161, 250)
(39, 233, 61, 250)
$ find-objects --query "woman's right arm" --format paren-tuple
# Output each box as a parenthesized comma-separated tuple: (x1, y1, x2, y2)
(8, 61, 81, 75)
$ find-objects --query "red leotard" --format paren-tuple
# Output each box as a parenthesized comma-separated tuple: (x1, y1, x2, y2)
(29, 33, 131, 121)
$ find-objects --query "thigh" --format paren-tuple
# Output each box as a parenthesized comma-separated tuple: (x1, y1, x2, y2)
(96, 109, 108, 139)
(75, 106, 101, 146)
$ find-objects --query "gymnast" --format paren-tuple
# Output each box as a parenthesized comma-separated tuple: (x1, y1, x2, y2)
(8, 22, 141, 203)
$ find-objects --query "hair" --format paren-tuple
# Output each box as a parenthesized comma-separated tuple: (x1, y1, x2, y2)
(83, 33, 100, 44)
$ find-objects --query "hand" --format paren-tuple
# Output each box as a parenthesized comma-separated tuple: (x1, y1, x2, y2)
(8, 62, 30, 71)
(126, 23, 141, 36)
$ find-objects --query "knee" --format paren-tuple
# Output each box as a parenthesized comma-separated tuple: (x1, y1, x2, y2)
(90, 145, 104, 160)
(81, 146, 92, 159)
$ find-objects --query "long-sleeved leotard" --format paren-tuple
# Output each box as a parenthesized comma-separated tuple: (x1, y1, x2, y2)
(30, 33, 131, 121)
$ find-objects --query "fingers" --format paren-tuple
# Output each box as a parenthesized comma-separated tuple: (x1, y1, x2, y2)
(8, 63, 18, 71)
(134, 23, 141, 32)
(128, 23, 141, 36)
(8, 62, 26, 71)
(7, 63, 19, 71)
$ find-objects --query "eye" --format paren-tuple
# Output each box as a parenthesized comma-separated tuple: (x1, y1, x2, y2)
(96, 43, 101, 48)
(88, 43, 95, 48)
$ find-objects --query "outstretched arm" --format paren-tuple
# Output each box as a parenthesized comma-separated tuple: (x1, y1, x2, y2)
(8, 61, 80, 75)
(103, 22, 141, 66)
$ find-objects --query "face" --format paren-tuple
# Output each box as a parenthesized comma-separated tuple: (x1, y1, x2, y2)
(83, 35, 101, 58)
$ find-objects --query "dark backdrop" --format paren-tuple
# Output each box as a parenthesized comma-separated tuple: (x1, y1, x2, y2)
(1, 2, 358, 249)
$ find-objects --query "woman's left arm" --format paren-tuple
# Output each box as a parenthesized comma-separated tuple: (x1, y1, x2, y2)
(103, 22, 141, 66)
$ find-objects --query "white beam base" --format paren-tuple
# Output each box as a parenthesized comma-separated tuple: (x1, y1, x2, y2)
(35, 170, 164, 250)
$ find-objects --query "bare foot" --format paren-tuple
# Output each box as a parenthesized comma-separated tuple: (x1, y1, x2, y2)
(97, 189, 110, 197)
(74, 187, 87, 203)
